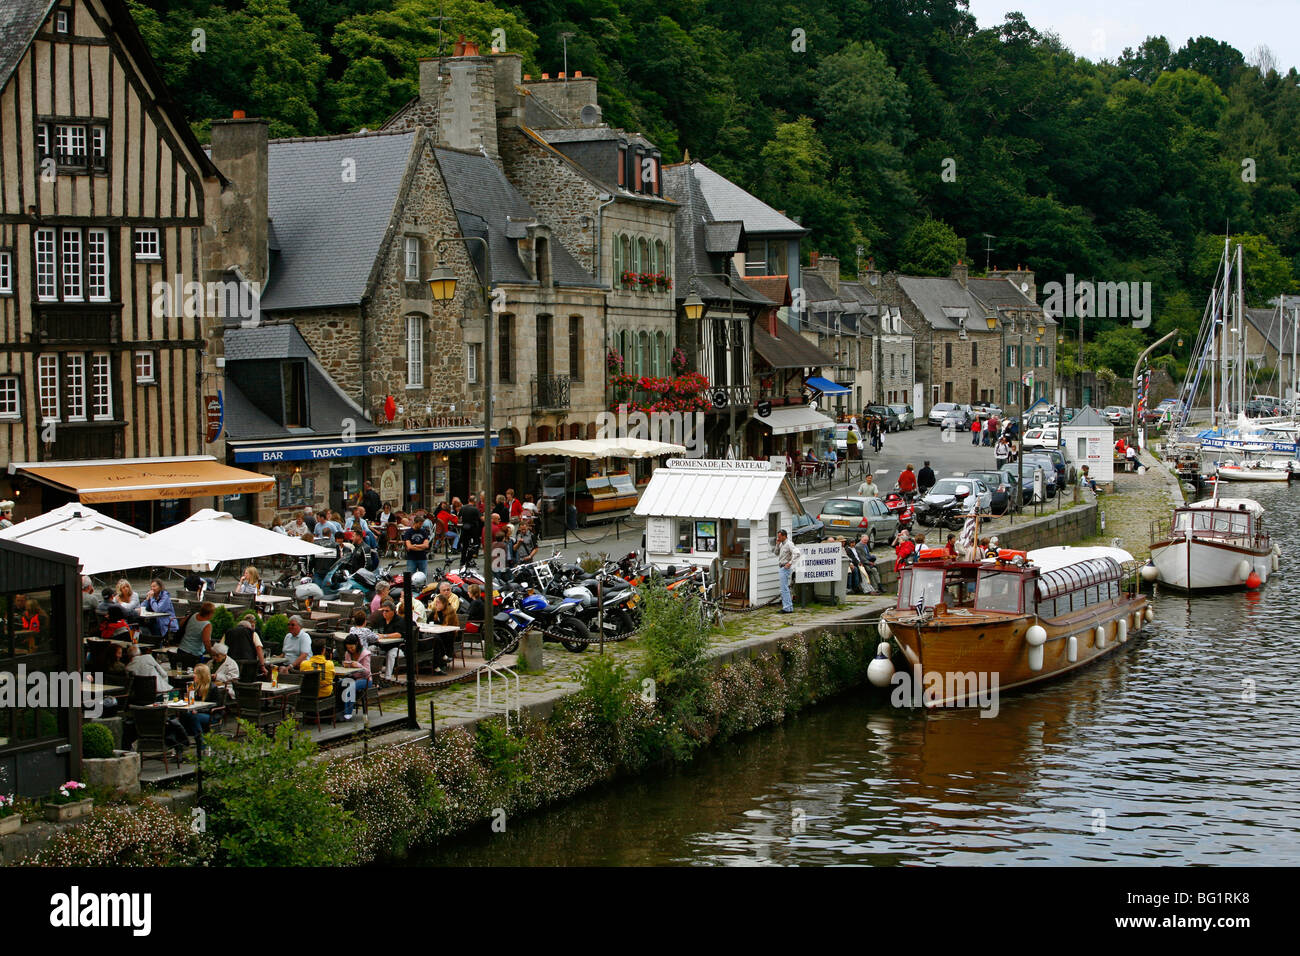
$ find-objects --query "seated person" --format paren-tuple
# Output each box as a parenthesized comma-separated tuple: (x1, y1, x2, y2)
(300, 637, 335, 698)
(124, 644, 172, 694)
(341, 634, 372, 721)
(427, 594, 459, 676)
(347, 607, 380, 648)
(100, 605, 132, 640)
(1079, 466, 1100, 493)
(208, 641, 241, 686)
(278, 616, 314, 673)
(462, 583, 485, 627)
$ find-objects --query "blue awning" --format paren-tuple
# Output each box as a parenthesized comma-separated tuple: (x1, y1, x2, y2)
(805, 376, 851, 396)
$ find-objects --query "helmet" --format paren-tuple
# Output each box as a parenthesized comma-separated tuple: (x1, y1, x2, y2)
(411, 571, 427, 588)
(295, 582, 324, 601)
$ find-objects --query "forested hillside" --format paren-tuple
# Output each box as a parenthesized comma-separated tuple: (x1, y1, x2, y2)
(129, 0, 1300, 376)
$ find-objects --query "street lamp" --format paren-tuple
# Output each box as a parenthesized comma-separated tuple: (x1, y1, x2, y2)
(429, 236, 496, 680)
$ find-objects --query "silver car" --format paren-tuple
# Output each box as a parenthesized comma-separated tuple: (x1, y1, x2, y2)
(816, 496, 900, 548)
(888, 403, 915, 429)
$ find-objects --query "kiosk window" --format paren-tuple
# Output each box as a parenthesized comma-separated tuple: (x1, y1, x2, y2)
(695, 521, 717, 553)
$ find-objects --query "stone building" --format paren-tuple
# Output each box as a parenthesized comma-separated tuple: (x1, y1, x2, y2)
(800, 253, 877, 414)
(876, 262, 1053, 418)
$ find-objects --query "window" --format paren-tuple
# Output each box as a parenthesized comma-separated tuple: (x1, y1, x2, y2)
(61, 230, 82, 299)
(282, 361, 306, 426)
(65, 353, 85, 420)
(467, 343, 479, 384)
(404, 236, 420, 281)
(41, 120, 106, 172)
(87, 229, 108, 300)
(637, 330, 648, 378)
(612, 235, 624, 285)
(54, 8, 70, 33)
(971, 342, 978, 365)
(56, 124, 86, 165)
(537, 314, 551, 378)
(1006, 381, 1015, 405)
(945, 342, 952, 368)
(498, 313, 513, 383)
(569, 316, 583, 381)
(91, 126, 107, 169)
(405, 315, 423, 387)
(619, 236, 632, 285)
(1006, 345, 1016, 368)
(655, 240, 667, 282)
(36, 124, 50, 159)
(134, 351, 155, 384)
(38, 355, 59, 421)
(617, 146, 626, 187)
(0, 376, 19, 420)
(90, 354, 112, 419)
(134, 228, 161, 260)
(35, 228, 55, 299)
(637, 237, 648, 275)
(0, 251, 11, 293)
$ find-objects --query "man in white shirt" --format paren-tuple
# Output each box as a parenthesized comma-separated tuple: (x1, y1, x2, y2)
(125, 645, 173, 693)
(279, 616, 314, 673)
(285, 514, 309, 538)
(773, 530, 800, 614)
(857, 475, 880, 498)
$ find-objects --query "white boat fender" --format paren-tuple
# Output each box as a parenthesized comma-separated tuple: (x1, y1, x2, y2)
(1140, 563, 1158, 583)
(877, 618, 892, 640)
(1144, 607, 1155, 623)
(1137, 465, 1146, 475)
(1117, 618, 1128, 643)
(1067, 635, 1079, 663)
(1026, 624, 1047, 673)
(867, 642, 895, 688)
(1095, 623, 1106, 649)
(1272, 553, 1280, 572)
(1236, 559, 1252, 583)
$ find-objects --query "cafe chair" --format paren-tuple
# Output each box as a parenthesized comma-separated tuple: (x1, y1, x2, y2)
(461, 623, 485, 660)
(295, 669, 336, 729)
(237, 659, 262, 684)
(130, 705, 175, 771)
(385, 522, 402, 558)
(233, 682, 281, 738)
(451, 628, 467, 669)
(227, 592, 255, 608)
(355, 669, 383, 717)
(205, 685, 231, 737)
(128, 674, 158, 707)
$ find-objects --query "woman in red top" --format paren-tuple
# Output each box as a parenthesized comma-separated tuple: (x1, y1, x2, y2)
(893, 530, 915, 572)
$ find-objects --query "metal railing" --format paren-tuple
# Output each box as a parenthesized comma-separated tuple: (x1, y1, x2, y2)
(475, 658, 520, 730)
(532, 374, 572, 410)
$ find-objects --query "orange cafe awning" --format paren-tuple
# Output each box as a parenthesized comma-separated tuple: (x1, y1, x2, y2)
(11, 457, 274, 504)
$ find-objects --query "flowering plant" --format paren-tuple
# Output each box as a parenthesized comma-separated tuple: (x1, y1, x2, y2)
(655, 273, 672, 290)
(606, 348, 625, 373)
(47, 781, 88, 806)
(620, 270, 639, 288)
(0, 794, 16, 818)
(671, 346, 688, 374)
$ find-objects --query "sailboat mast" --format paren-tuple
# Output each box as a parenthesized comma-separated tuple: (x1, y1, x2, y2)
(1237, 243, 1245, 416)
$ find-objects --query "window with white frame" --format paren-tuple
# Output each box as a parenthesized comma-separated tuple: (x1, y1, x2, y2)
(91, 353, 112, 419)
(0, 251, 11, 293)
(35, 228, 56, 299)
(87, 229, 108, 300)
(135, 351, 155, 384)
(134, 228, 161, 260)
(0, 376, 19, 420)
(466, 343, 479, 384)
(404, 236, 420, 281)
(65, 353, 85, 420)
(62, 230, 83, 300)
(56, 124, 86, 165)
(38, 355, 59, 421)
(35, 124, 50, 159)
(406, 315, 423, 387)
(54, 8, 70, 33)
(91, 126, 107, 168)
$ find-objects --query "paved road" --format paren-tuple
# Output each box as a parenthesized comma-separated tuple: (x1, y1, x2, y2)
(534, 423, 1020, 563)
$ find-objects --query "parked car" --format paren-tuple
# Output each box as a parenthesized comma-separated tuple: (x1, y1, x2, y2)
(816, 496, 900, 548)
(833, 423, 864, 452)
(966, 469, 1020, 515)
(1103, 405, 1132, 426)
(940, 407, 973, 432)
(888, 403, 915, 429)
(1016, 454, 1060, 498)
(1246, 399, 1281, 417)
(915, 477, 992, 523)
(1022, 426, 1063, 449)
(865, 404, 902, 432)
(927, 402, 958, 426)
(971, 402, 1003, 420)
(790, 510, 825, 544)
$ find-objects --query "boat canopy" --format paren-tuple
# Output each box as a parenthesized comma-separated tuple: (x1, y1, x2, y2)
(1027, 545, 1135, 572)
(1034, 557, 1123, 602)
(1186, 498, 1264, 517)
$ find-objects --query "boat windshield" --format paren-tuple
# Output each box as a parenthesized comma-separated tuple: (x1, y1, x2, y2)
(1173, 509, 1252, 535)
(897, 567, 946, 610)
(975, 569, 1023, 613)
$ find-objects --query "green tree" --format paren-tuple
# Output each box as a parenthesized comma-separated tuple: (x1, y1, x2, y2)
(897, 217, 962, 276)
(232, 0, 330, 137)
(1191, 233, 1295, 306)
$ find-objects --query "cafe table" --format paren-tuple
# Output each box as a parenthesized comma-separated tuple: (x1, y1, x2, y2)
(334, 664, 366, 679)
(254, 594, 294, 612)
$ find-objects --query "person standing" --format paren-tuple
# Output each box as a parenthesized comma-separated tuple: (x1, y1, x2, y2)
(846, 425, 860, 460)
(970, 417, 981, 445)
(458, 499, 483, 563)
(176, 602, 215, 669)
(402, 516, 430, 576)
(897, 463, 918, 500)
(773, 529, 799, 614)
(995, 437, 1010, 467)
(361, 480, 382, 520)
(857, 473, 880, 498)
(917, 461, 936, 496)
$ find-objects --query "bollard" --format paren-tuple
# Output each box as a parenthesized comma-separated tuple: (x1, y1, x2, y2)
(520, 631, 544, 670)
(428, 701, 436, 744)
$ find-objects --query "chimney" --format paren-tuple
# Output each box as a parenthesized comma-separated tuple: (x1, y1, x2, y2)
(817, 255, 840, 294)
(951, 259, 968, 288)
(207, 115, 269, 287)
(416, 53, 508, 162)
(520, 72, 602, 126)
(810, 251, 819, 267)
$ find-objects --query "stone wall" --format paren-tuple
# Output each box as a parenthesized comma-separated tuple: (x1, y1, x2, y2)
(499, 127, 601, 274)
(290, 307, 366, 406)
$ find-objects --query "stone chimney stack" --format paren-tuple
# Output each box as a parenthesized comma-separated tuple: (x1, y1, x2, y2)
(520, 73, 601, 127)
(411, 43, 523, 164)
(207, 115, 269, 286)
(988, 264, 1038, 303)
(815, 255, 840, 295)
(951, 260, 968, 288)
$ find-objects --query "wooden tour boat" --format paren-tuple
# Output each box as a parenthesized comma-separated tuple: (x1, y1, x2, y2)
(1148, 496, 1277, 591)
(878, 546, 1151, 707)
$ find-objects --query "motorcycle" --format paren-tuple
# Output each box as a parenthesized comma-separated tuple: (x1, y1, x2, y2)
(914, 495, 969, 531)
(505, 584, 595, 652)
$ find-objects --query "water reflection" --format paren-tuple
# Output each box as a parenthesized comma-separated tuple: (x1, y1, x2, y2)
(419, 484, 1300, 866)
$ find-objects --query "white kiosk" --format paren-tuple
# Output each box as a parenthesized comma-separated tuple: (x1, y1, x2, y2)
(636, 459, 816, 608)
(1061, 405, 1114, 485)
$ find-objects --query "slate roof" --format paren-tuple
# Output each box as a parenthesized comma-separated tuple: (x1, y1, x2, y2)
(688, 162, 808, 236)
(895, 276, 984, 331)
(753, 324, 835, 369)
(1064, 405, 1110, 428)
(704, 221, 744, 253)
(434, 146, 599, 289)
(661, 162, 771, 309)
(2, 0, 223, 183)
(223, 326, 377, 442)
(1243, 307, 1284, 355)
(967, 276, 1054, 324)
(260, 130, 417, 311)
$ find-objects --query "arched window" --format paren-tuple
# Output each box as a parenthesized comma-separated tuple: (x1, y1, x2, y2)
(651, 331, 661, 376)
(637, 238, 649, 277)
(637, 331, 648, 378)
(619, 330, 630, 369)
(654, 240, 666, 283)
(620, 236, 632, 285)
(611, 234, 623, 285)
(647, 240, 658, 277)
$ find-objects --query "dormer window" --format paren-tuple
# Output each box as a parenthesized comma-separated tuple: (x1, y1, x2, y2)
(54, 8, 71, 34)
(404, 236, 420, 281)
(617, 145, 626, 187)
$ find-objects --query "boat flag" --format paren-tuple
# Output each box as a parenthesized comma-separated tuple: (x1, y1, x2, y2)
(958, 514, 978, 553)
(1022, 370, 1034, 388)
(914, 596, 927, 617)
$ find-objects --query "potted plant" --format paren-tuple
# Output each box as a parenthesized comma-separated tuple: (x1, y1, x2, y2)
(620, 270, 639, 289)
(44, 781, 93, 822)
(0, 794, 20, 836)
(81, 723, 141, 795)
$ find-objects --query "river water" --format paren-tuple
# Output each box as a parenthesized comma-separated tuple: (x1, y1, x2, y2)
(419, 483, 1300, 866)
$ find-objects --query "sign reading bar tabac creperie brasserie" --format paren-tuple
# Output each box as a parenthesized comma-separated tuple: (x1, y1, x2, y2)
(665, 459, 781, 471)
(205, 394, 223, 443)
